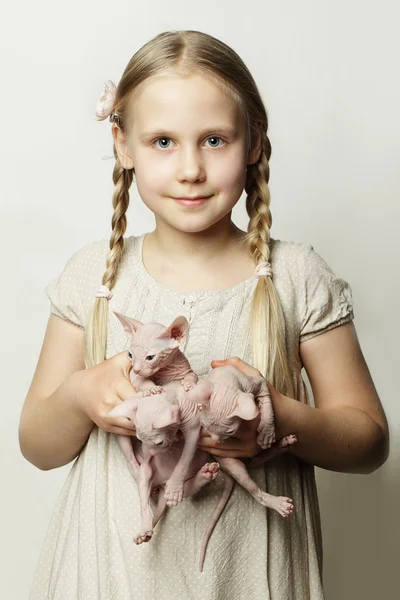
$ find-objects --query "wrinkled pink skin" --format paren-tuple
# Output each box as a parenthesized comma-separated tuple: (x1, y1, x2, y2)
(108, 313, 297, 570)
(111, 390, 297, 571)
(110, 312, 200, 508)
(194, 364, 276, 449)
(189, 366, 296, 522)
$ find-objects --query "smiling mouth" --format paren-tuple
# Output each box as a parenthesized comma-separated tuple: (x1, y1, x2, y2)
(172, 196, 212, 206)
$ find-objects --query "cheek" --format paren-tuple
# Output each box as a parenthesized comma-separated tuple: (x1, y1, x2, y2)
(210, 154, 247, 192)
(134, 153, 171, 193)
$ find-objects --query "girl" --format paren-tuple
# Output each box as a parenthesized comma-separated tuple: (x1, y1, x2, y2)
(19, 30, 389, 600)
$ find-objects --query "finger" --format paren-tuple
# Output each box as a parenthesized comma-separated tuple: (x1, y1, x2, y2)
(107, 414, 136, 431)
(211, 357, 261, 377)
(114, 350, 134, 378)
(116, 378, 139, 401)
(198, 446, 246, 458)
(107, 425, 137, 436)
(197, 439, 241, 452)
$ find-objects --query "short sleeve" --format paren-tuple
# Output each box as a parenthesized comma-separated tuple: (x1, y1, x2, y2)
(298, 244, 354, 343)
(45, 240, 108, 330)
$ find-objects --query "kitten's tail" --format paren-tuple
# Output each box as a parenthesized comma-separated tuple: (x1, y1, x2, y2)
(199, 472, 235, 572)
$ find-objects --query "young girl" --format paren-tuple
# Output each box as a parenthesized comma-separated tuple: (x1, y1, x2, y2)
(20, 30, 389, 600)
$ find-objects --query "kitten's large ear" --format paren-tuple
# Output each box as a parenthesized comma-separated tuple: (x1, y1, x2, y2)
(152, 404, 180, 429)
(156, 315, 189, 348)
(227, 392, 259, 421)
(113, 312, 143, 338)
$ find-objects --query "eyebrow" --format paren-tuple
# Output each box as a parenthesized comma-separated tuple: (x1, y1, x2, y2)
(139, 126, 237, 141)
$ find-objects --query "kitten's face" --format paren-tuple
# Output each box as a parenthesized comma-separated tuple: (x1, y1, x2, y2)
(128, 323, 179, 377)
(200, 413, 241, 442)
(136, 426, 179, 454)
(113, 314, 188, 377)
(135, 395, 180, 453)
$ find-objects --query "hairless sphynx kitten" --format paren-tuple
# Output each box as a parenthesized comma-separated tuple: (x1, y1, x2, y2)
(108, 313, 297, 570)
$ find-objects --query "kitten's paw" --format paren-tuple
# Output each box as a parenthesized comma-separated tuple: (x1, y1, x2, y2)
(272, 496, 295, 518)
(181, 379, 195, 391)
(276, 434, 297, 450)
(164, 480, 185, 507)
(134, 529, 153, 544)
(142, 386, 164, 397)
(199, 462, 220, 481)
(256, 491, 294, 517)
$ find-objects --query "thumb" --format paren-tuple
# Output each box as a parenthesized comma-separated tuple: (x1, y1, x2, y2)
(211, 358, 231, 368)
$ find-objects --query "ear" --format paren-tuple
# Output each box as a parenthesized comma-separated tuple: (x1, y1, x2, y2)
(152, 405, 180, 429)
(192, 380, 213, 409)
(227, 392, 259, 421)
(156, 315, 189, 348)
(247, 127, 262, 166)
(113, 312, 143, 337)
(112, 126, 134, 170)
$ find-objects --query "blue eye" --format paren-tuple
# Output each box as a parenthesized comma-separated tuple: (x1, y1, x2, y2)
(205, 136, 224, 147)
(155, 137, 171, 149)
(153, 135, 225, 150)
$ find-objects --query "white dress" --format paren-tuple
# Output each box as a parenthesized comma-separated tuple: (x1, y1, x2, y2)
(30, 233, 354, 599)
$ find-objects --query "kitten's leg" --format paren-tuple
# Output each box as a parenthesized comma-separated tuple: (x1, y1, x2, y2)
(217, 456, 294, 518)
(250, 376, 276, 449)
(131, 374, 163, 396)
(183, 462, 220, 496)
(151, 488, 167, 529)
(181, 370, 199, 391)
(164, 423, 202, 507)
(115, 434, 139, 480)
(134, 459, 156, 544)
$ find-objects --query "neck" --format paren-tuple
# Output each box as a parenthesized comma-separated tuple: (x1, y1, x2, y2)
(148, 215, 247, 265)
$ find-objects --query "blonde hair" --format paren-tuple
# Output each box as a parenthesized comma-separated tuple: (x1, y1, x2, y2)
(85, 30, 295, 398)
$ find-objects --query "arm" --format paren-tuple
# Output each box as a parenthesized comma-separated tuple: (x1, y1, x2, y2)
(207, 322, 389, 474)
(19, 314, 137, 471)
(287, 320, 389, 474)
(19, 315, 93, 470)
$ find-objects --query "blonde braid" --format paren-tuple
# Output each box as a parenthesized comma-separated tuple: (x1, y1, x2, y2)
(245, 133, 295, 398)
(84, 158, 134, 368)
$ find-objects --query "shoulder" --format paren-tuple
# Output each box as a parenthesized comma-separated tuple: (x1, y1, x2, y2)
(62, 235, 141, 273)
(269, 237, 315, 277)
(270, 238, 334, 277)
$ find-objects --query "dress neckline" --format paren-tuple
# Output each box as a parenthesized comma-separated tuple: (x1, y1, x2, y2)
(134, 232, 259, 301)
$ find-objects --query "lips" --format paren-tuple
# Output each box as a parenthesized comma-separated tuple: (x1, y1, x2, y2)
(172, 195, 212, 207)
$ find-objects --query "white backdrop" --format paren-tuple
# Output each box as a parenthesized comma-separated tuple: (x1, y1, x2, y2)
(1, 1, 399, 598)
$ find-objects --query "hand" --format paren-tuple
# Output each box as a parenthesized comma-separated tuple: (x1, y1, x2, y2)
(211, 356, 262, 378)
(197, 418, 263, 458)
(70, 351, 138, 436)
(197, 356, 265, 458)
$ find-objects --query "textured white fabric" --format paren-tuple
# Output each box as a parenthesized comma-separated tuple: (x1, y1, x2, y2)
(30, 233, 354, 599)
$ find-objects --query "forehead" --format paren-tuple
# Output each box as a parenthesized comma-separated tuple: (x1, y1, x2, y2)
(129, 72, 243, 134)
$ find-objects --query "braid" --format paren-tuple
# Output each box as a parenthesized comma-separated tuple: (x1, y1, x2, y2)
(84, 158, 134, 368)
(244, 133, 295, 398)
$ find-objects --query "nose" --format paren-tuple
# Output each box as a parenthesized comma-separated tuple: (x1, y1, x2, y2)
(133, 368, 141, 374)
(176, 146, 206, 183)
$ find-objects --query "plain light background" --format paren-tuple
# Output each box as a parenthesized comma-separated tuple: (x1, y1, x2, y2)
(1, 1, 399, 598)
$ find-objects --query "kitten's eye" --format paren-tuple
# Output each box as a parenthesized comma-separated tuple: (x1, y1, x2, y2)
(146, 355, 155, 361)
(128, 351, 132, 359)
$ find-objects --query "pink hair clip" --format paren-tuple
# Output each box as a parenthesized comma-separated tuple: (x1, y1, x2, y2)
(95, 80, 119, 123)
(254, 262, 273, 278)
(96, 285, 113, 300)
